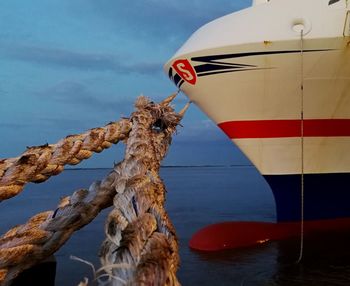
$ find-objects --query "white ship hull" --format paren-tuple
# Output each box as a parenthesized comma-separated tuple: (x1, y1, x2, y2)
(165, 0, 350, 221)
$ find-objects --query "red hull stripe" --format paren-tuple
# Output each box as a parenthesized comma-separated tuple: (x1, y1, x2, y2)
(218, 119, 350, 139)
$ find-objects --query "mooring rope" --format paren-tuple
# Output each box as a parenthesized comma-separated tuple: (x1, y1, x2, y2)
(0, 94, 188, 286)
(0, 119, 132, 202)
(296, 29, 305, 264)
(97, 96, 189, 286)
(0, 175, 117, 285)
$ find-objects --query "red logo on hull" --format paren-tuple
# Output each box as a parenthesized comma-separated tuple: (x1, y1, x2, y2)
(172, 59, 197, 85)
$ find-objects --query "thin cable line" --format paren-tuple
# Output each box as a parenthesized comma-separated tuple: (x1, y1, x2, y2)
(296, 29, 305, 264)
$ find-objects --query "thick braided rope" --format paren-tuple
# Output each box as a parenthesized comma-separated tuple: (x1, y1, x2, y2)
(0, 119, 132, 201)
(0, 155, 126, 285)
(97, 96, 189, 286)
(0, 94, 187, 286)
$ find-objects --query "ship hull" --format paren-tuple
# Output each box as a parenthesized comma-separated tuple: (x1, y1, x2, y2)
(265, 173, 350, 221)
(165, 0, 350, 223)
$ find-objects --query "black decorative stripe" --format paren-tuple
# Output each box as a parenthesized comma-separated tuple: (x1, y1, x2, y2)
(168, 66, 184, 87)
(178, 79, 185, 88)
(168, 67, 173, 79)
(173, 74, 182, 86)
(191, 49, 334, 78)
(169, 49, 335, 85)
(191, 49, 334, 63)
(195, 63, 256, 74)
(197, 67, 273, 77)
(329, 0, 340, 5)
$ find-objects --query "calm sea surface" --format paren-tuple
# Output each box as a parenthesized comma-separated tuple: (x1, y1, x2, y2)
(1, 167, 350, 285)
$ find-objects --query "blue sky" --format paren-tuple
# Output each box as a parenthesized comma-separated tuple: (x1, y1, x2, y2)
(0, 0, 252, 167)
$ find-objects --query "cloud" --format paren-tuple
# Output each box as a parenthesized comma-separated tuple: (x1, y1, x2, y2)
(87, 0, 251, 42)
(0, 43, 163, 75)
(36, 79, 190, 111)
(39, 117, 88, 130)
(0, 116, 87, 133)
(0, 122, 29, 129)
(36, 80, 135, 114)
(36, 80, 218, 140)
(0, 0, 253, 166)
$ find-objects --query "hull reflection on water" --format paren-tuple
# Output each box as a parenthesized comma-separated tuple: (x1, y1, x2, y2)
(191, 230, 350, 286)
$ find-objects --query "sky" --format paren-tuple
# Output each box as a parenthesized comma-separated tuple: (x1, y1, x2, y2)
(0, 0, 252, 167)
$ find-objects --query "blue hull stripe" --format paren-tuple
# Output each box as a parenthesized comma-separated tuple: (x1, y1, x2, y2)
(263, 173, 350, 222)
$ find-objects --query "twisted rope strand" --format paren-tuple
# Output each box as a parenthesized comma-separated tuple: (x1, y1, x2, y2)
(98, 95, 189, 286)
(0, 119, 132, 201)
(0, 168, 122, 285)
(0, 93, 188, 286)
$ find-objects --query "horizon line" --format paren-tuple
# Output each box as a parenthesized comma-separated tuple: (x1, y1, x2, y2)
(65, 164, 253, 170)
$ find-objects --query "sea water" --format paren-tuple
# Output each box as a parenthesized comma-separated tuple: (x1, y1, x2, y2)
(1, 167, 350, 285)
